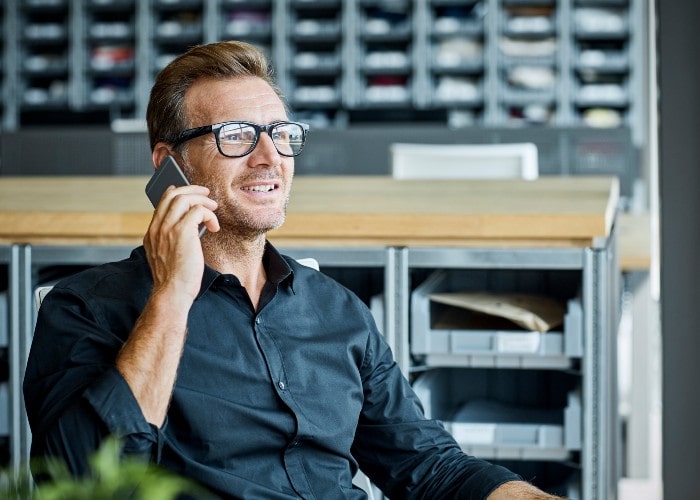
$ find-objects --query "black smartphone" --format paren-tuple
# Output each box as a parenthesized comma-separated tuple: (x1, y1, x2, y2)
(145, 155, 207, 237)
(145, 155, 190, 208)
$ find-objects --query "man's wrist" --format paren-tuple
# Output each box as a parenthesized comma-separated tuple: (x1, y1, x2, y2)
(487, 480, 568, 500)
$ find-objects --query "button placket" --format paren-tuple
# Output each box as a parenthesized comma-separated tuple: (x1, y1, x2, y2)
(254, 314, 290, 398)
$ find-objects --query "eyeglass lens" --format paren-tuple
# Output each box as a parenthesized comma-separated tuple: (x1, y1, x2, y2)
(218, 122, 305, 157)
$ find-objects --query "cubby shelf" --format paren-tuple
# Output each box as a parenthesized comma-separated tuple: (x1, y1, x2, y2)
(0, 0, 646, 143)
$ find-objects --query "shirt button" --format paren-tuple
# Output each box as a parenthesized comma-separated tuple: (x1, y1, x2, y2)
(255, 317, 261, 324)
(278, 381, 286, 390)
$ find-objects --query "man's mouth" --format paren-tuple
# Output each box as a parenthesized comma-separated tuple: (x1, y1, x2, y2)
(241, 184, 276, 193)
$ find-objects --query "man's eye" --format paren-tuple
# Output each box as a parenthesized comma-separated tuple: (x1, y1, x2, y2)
(222, 129, 254, 142)
(273, 131, 290, 142)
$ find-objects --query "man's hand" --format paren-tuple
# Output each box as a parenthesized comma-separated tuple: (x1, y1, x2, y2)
(488, 480, 568, 500)
(144, 184, 219, 304)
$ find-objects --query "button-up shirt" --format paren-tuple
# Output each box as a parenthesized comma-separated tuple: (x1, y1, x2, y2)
(24, 244, 519, 499)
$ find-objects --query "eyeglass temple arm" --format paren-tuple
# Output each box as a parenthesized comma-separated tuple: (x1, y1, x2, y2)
(174, 125, 213, 146)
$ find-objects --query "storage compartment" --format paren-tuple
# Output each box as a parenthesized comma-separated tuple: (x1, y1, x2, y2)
(413, 368, 582, 461)
(221, 6, 272, 40)
(411, 269, 582, 368)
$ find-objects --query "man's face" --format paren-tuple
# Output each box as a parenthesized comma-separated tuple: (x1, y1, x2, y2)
(180, 76, 294, 238)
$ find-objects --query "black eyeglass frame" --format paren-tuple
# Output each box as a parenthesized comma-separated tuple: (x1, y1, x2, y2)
(172, 120, 310, 158)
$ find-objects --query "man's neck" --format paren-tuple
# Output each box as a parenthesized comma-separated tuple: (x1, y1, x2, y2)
(202, 231, 268, 310)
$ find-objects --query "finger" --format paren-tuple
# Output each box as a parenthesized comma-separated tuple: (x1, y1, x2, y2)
(156, 185, 213, 215)
(177, 204, 220, 236)
(154, 189, 218, 234)
(199, 207, 220, 233)
(149, 185, 194, 232)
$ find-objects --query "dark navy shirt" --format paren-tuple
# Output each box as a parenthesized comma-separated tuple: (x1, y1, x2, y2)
(24, 244, 520, 499)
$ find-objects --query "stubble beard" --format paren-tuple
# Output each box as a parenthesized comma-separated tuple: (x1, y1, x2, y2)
(214, 191, 288, 241)
(184, 164, 290, 243)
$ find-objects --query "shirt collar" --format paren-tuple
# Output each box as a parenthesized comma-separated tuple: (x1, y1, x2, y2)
(263, 241, 294, 286)
(197, 241, 293, 299)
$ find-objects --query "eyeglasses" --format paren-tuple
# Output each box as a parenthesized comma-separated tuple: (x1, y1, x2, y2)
(173, 120, 309, 158)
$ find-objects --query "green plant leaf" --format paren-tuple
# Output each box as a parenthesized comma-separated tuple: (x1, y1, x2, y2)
(2, 435, 211, 499)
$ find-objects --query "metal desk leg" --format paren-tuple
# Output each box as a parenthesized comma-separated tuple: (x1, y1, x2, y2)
(583, 232, 621, 500)
(385, 247, 409, 377)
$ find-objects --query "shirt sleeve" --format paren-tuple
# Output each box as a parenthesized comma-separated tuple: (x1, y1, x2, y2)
(23, 286, 158, 476)
(351, 308, 521, 499)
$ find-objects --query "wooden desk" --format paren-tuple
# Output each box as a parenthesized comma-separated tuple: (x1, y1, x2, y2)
(618, 212, 651, 271)
(0, 175, 619, 248)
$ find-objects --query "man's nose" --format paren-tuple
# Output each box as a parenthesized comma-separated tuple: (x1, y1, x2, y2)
(249, 131, 280, 163)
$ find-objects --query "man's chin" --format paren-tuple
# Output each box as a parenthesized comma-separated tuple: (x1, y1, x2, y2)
(260, 217, 286, 235)
(218, 214, 286, 238)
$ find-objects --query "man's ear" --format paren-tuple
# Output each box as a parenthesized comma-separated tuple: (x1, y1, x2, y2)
(152, 143, 173, 169)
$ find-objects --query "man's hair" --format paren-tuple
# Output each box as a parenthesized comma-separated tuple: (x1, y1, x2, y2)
(146, 40, 282, 151)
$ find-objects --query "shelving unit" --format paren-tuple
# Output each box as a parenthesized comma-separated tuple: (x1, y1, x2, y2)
(399, 244, 620, 499)
(0, 0, 646, 143)
(571, 1, 634, 129)
(83, 0, 137, 113)
(355, 1, 417, 109)
(18, 0, 72, 113)
(496, 1, 561, 125)
(426, 1, 486, 120)
(284, 0, 344, 125)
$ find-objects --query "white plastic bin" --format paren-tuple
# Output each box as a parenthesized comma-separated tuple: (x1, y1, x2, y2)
(411, 270, 583, 369)
(413, 369, 581, 461)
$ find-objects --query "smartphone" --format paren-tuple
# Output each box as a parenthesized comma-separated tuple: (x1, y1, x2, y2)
(145, 155, 190, 208)
(145, 155, 207, 237)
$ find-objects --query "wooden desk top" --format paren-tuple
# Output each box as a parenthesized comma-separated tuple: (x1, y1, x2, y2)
(0, 175, 622, 252)
(618, 212, 652, 271)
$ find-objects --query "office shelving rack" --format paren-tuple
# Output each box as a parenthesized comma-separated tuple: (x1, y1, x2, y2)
(18, 0, 72, 113)
(354, 1, 417, 109)
(0, 0, 645, 144)
(283, 0, 345, 125)
(425, 2, 486, 121)
(82, 0, 138, 113)
(400, 249, 613, 499)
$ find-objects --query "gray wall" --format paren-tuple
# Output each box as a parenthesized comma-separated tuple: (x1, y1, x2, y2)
(658, 1, 700, 498)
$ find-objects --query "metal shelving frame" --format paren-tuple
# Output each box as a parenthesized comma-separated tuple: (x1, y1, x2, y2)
(401, 229, 619, 499)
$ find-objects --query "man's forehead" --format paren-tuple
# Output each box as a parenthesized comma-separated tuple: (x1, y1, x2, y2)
(185, 76, 285, 121)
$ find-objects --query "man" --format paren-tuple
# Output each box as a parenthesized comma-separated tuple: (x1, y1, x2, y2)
(24, 41, 563, 499)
